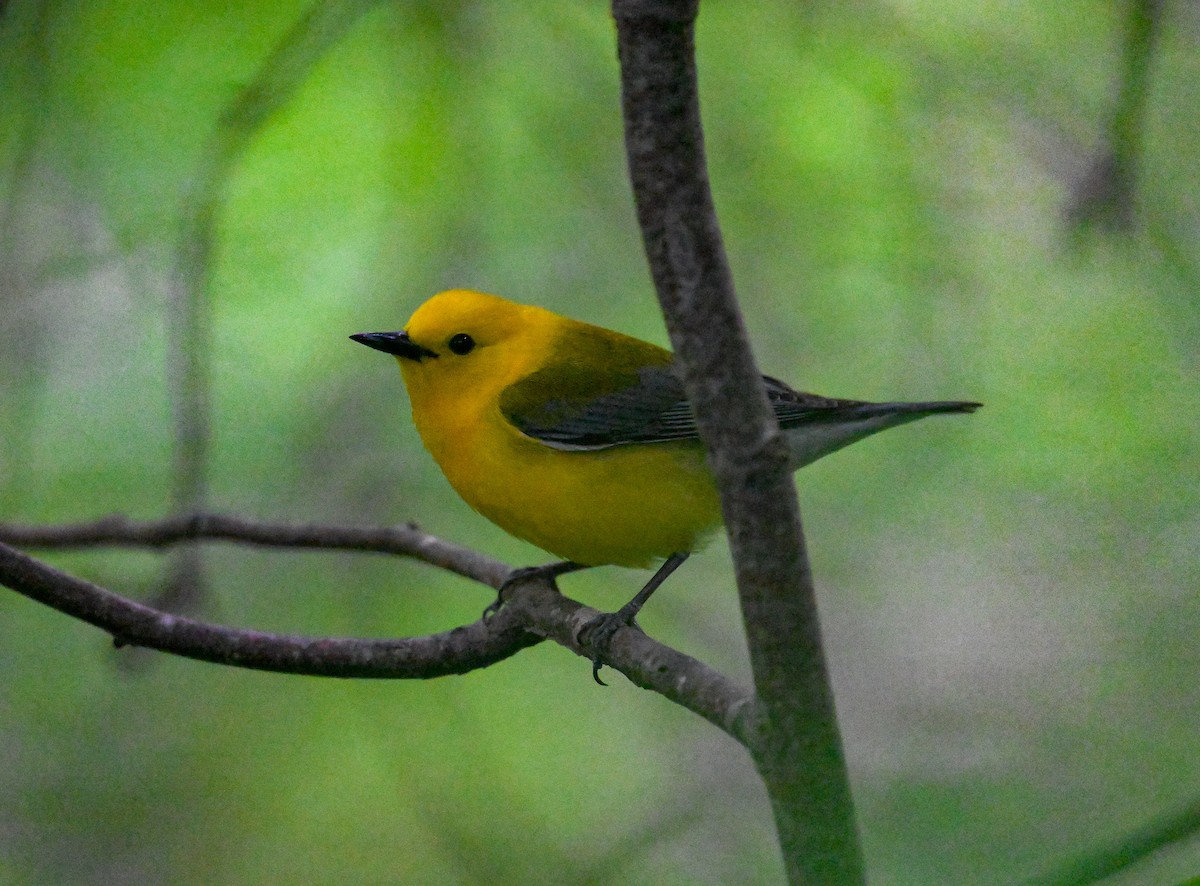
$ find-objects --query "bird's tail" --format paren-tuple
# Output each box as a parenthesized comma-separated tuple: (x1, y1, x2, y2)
(782, 400, 981, 470)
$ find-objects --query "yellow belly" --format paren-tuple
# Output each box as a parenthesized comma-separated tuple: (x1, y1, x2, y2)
(416, 408, 723, 568)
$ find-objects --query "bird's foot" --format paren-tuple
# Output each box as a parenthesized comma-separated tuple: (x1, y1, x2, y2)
(482, 561, 586, 620)
(576, 603, 643, 687)
(573, 552, 689, 685)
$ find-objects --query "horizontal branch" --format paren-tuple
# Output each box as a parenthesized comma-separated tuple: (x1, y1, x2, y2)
(0, 512, 511, 589)
(0, 515, 758, 745)
(0, 538, 539, 678)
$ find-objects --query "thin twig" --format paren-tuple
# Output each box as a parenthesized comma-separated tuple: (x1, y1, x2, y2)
(612, 0, 863, 881)
(0, 512, 511, 589)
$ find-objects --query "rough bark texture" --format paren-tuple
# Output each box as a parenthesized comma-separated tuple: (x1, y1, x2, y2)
(612, 1, 864, 881)
(0, 515, 757, 744)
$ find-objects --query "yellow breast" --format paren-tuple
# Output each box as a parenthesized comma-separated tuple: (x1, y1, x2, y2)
(409, 388, 721, 567)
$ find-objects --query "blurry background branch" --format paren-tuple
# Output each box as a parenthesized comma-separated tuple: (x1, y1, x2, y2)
(0, 0, 53, 504)
(1029, 796, 1200, 886)
(1065, 0, 1163, 231)
(159, 0, 384, 614)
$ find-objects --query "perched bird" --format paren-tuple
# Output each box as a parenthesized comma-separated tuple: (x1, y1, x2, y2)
(353, 289, 979, 679)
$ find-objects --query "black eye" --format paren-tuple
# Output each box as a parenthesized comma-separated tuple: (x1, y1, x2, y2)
(448, 333, 475, 355)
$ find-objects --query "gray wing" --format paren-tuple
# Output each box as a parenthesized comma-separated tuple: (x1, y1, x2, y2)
(501, 363, 695, 449)
(503, 365, 979, 455)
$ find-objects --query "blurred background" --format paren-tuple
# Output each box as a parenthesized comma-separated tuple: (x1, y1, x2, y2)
(2, 1, 1198, 883)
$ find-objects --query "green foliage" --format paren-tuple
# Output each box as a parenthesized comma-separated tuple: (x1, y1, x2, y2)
(2, 0, 1198, 882)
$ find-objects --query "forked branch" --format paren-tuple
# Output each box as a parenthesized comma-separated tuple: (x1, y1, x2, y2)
(0, 515, 756, 744)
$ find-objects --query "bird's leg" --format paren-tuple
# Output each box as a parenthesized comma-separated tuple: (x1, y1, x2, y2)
(578, 551, 690, 686)
(482, 560, 588, 619)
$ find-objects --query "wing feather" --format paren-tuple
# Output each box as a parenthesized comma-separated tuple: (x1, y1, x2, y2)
(501, 362, 979, 453)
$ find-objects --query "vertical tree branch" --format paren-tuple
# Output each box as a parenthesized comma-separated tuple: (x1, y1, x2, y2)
(610, 1, 863, 882)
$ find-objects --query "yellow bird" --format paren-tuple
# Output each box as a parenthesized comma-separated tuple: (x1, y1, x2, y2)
(353, 289, 978, 677)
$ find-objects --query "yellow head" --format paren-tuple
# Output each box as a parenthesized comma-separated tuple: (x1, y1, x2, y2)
(406, 287, 541, 373)
(351, 289, 560, 429)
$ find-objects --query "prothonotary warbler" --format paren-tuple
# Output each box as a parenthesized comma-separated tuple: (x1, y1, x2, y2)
(353, 289, 979, 680)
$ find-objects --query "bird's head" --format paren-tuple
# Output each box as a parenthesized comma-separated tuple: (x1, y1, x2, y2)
(352, 289, 552, 404)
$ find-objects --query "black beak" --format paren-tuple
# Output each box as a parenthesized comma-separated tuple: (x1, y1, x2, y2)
(350, 331, 437, 362)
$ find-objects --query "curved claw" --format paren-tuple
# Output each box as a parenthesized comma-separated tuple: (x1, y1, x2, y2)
(577, 609, 637, 688)
(481, 596, 504, 620)
(572, 552, 689, 685)
(573, 552, 688, 684)
(483, 561, 588, 620)
(482, 566, 536, 620)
